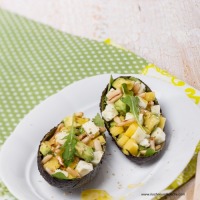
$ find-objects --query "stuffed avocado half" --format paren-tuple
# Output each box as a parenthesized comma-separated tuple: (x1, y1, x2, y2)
(37, 112, 106, 190)
(100, 76, 166, 163)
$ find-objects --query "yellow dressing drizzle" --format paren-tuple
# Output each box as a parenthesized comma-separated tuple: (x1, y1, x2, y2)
(81, 189, 113, 200)
(127, 183, 144, 189)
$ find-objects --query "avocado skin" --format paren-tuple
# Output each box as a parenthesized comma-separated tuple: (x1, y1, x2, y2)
(37, 123, 106, 190)
(100, 76, 166, 164)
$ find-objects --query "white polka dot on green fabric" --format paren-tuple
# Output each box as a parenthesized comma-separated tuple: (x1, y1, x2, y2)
(0, 9, 148, 199)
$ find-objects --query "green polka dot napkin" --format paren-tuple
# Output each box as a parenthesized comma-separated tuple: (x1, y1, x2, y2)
(0, 9, 147, 199)
(0, 8, 199, 200)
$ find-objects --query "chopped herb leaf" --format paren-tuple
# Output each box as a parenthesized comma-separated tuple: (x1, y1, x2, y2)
(107, 75, 114, 92)
(93, 113, 105, 127)
(122, 95, 140, 124)
(121, 83, 133, 96)
(52, 172, 68, 180)
(62, 115, 77, 166)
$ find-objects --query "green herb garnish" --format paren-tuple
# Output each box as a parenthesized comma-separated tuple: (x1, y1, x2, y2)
(121, 83, 133, 96)
(107, 75, 114, 92)
(62, 115, 77, 166)
(93, 113, 105, 127)
(52, 172, 68, 180)
(122, 95, 140, 124)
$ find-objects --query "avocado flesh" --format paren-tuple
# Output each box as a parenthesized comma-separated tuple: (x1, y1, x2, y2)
(114, 99, 126, 114)
(144, 112, 160, 134)
(40, 141, 51, 156)
(75, 141, 94, 162)
(112, 78, 133, 90)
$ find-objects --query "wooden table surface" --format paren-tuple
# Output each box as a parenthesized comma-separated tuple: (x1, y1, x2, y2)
(1, 0, 199, 199)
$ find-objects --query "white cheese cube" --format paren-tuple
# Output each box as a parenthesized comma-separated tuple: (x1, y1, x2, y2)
(53, 169, 68, 177)
(139, 138, 150, 148)
(138, 83, 146, 94)
(125, 112, 134, 121)
(131, 127, 149, 143)
(151, 127, 166, 144)
(138, 97, 148, 109)
(151, 105, 160, 116)
(139, 113, 144, 125)
(91, 151, 104, 165)
(102, 104, 118, 121)
(55, 132, 68, 145)
(76, 160, 93, 177)
(82, 121, 99, 136)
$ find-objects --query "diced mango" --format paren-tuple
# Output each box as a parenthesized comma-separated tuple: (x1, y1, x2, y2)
(76, 117, 89, 125)
(124, 122, 138, 137)
(96, 135, 106, 145)
(117, 135, 129, 147)
(43, 157, 60, 172)
(87, 140, 94, 147)
(144, 92, 155, 101)
(110, 126, 124, 137)
(122, 148, 129, 155)
(123, 139, 138, 156)
(158, 116, 166, 130)
(69, 157, 80, 169)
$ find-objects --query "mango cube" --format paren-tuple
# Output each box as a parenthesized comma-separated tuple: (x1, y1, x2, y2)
(69, 157, 80, 169)
(124, 122, 138, 137)
(87, 140, 94, 147)
(144, 92, 155, 101)
(158, 116, 166, 130)
(122, 148, 129, 155)
(110, 126, 124, 137)
(96, 135, 106, 145)
(117, 135, 129, 147)
(44, 157, 60, 172)
(123, 139, 138, 156)
(76, 117, 89, 125)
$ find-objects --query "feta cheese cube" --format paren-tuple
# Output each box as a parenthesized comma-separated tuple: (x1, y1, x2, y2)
(138, 97, 148, 109)
(91, 151, 104, 165)
(125, 112, 134, 121)
(151, 105, 160, 116)
(131, 127, 149, 143)
(139, 138, 150, 148)
(76, 160, 93, 177)
(102, 104, 118, 121)
(55, 132, 68, 145)
(138, 83, 146, 94)
(151, 127, 166, 144)
(82, 121, 99, 135)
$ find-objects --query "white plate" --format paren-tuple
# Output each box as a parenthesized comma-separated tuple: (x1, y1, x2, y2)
(0, 74, 200, 200)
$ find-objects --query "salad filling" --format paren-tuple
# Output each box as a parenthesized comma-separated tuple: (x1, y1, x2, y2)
(101, 76, 166, 158)
(39, 112, 106, 180)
